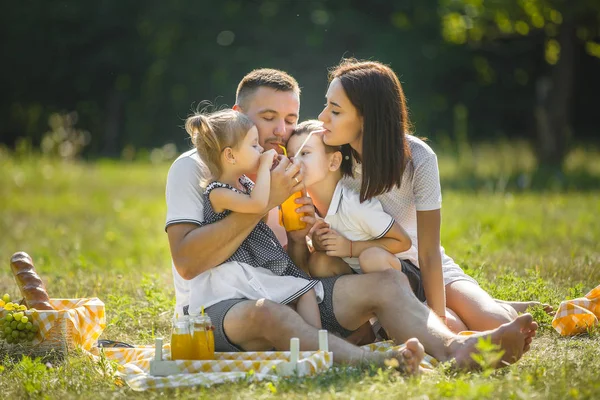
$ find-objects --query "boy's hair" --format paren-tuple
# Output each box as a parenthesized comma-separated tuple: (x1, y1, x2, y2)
(291, 120, 353, 177)
(236, 68, 300, 110)
(185, 109, 254, 186)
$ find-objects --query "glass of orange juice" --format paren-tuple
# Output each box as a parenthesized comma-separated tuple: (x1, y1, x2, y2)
(279, 192, 306, 231)
(170, 316, 192, 360)
(189, 313, 215, 360)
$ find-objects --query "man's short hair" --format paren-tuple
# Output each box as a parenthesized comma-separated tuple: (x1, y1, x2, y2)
(236, 68, 300, 109)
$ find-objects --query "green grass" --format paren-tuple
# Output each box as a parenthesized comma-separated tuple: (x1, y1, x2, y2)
(0, 148, 599, 399)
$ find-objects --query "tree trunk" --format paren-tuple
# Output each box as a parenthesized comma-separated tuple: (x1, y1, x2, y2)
(534, 21, 575, 169)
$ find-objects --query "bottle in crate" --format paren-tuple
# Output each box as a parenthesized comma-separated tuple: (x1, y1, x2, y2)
(170, 315, 192, 360)
(189, 311, 215, 360)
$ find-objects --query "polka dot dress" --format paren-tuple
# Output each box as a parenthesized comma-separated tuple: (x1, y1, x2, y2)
(202, 176, 309, 280)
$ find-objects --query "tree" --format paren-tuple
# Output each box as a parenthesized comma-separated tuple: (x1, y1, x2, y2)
(439, 0, 600, 168)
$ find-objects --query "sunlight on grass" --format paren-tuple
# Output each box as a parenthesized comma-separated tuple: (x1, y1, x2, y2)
(0, 147, 599, 399)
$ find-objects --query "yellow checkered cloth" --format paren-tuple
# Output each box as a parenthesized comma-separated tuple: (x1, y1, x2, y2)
(552, 284, 600, 336)
(92, 340, 436, 391)
(0, 298, 105, 351)
(91, 345, 333, 390)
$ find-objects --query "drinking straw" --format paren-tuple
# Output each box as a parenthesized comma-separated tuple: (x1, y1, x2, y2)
(278, 144, 287, 156)
(293, 130, 316, 158)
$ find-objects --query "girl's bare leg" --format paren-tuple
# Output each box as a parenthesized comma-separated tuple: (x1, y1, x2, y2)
(296, 289, 322, 329)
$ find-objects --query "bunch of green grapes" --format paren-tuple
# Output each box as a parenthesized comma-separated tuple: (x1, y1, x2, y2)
(0, 294, 39, 345)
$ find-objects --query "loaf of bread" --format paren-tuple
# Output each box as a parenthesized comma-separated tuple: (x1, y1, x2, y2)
(10, 252, 54, 310)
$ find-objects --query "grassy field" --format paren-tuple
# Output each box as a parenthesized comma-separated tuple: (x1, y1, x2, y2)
(0, 147, 599, 399)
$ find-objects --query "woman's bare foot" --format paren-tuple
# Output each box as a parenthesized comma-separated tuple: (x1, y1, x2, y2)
(452, 313, 538, 370)
(498, 300, 554, 315)
(367, 338, 425, 375)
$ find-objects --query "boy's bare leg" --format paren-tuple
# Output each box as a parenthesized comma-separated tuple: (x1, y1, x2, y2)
(358, 247, 400, 273)
(222, 298, 424, 373)
(296, 289, 322, 329)
(329, 269, 537, 368)
(308, 251, 353, 277)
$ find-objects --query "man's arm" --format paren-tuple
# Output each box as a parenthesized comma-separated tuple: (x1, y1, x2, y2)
(167, 215, 263, 279)
(168, 156, 302, 280)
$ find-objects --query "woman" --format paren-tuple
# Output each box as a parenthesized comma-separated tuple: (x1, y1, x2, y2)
(313, 58, 545, 331)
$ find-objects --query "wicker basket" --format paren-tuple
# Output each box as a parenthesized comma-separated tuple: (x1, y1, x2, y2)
(0, 309, 76, 362)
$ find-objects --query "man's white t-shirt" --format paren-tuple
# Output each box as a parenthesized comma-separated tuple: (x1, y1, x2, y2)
(341, 135, 468, 282)
(164, 149, 287, 315)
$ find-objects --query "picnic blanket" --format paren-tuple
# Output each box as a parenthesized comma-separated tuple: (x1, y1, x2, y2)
(552, 284, 600, 336)
(2, 297, 437, 390)
(90, 340, 437, 391)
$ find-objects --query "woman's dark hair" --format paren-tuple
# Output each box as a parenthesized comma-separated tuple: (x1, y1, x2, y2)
(330, 58, 412, 202)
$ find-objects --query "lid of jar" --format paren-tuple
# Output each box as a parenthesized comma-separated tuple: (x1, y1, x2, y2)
(191, 314, 212, 322)
(172, 314, 190, 323)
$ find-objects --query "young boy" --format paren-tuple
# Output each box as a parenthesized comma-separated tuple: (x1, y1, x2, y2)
(287, 120, 426, 302)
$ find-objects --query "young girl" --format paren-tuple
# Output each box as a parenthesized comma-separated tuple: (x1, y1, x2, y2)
(184, 109, 322, 328)
(287, 120, 426, 302)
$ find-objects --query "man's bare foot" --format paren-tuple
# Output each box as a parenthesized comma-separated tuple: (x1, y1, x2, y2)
(366, 338, 425, 375)
(452, 313, 538, 370)
(498, 300, 554, 315)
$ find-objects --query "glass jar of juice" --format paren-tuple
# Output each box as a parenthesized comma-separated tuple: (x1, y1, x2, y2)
(170, 316, 192, 360)
(189, 313, 215, 360)
(279, 191, 306, 232)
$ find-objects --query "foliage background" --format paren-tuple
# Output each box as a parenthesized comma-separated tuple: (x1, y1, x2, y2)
(1, 2, 600, 397)
(2, 0, 599, 167)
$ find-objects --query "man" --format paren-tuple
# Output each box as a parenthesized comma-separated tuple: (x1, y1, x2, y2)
(165, 69, 537, 370)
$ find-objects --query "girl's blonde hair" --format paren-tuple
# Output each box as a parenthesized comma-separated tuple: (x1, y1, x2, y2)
(185, 109, 254, 186)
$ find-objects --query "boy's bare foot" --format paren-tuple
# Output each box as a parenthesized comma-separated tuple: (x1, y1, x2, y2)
(366, 337, 425, 375)
(500, 300, 554, 315)
(452, 313, 538, 370)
